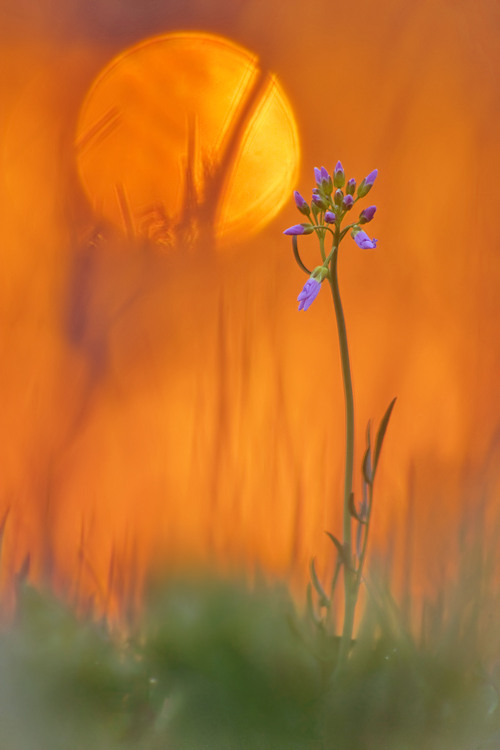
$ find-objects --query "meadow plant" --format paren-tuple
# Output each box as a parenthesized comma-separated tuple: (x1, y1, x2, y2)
(284, 162, 396, 677)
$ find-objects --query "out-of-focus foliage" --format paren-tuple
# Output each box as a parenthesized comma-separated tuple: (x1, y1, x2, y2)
(0, 571, 499, 749)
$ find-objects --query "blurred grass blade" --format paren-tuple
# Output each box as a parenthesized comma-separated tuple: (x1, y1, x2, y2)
(310, 557, 329, 607)
(373, 397, 397, 477)
(306, 582, 322, 625)
(362, 420, 373, 485)
(325, 531, 351, 570)
(349, 491, 366, 524)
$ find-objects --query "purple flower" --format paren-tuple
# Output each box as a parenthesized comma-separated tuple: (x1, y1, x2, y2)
(342, 194, 354, 210)
(283, 223, 314, 235)
(365, 169, 378, 186)
(324, 211, 336, 224)
(359, 205, 377, 224)
(334, 160, 345, 188)
(320, 166, 330, 183)
(298, 278, 321, 311)
(314, 166, 332, 193)
(352, 229, 378, 249)
(294, 191, 310, 215)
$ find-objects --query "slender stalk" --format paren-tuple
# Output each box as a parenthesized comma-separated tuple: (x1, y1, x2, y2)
(328, 238, 356, 674)
(354, 482, 373, 597)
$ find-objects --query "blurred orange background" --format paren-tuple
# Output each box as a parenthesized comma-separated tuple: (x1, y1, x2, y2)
(0, 0, 499, 622)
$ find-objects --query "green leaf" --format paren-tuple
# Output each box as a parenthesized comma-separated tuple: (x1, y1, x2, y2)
(372, 397, 397, 478)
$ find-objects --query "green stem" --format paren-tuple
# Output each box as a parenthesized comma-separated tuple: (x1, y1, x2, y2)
(328, 239, 356, 675)
(355, 483, 374, 595)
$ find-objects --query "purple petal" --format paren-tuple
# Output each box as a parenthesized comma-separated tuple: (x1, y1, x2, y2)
(297, 278, 322, 311)
(284, 224, 306, 235)
(294, 190, 307, 209)
(354, 229, 378, 249)
(359, 205, 377, 223)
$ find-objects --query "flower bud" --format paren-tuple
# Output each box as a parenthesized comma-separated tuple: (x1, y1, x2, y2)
(312, 193, 329, 211)
(333, 160, 345, 188)
(321, 166, 333, 194)
(283, 223, 315, 235)
(345, 178, 356, 196)
(294, 190, 311, 216)
(359, 205, 377, 224)
(324, 211, 336, 224)
(297, 277, 322, 311)
(342, 194, 354, 211)
(333, 189, 343, 207)
(357, 169, 378, 198)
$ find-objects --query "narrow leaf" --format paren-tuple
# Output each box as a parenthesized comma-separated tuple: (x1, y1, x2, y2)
(362, 420, 373, 484)
(362, 446, 373, 486)
(373, 397, 397, 477)
(325, 531, 352, 570)
(309, 557, 329, 607)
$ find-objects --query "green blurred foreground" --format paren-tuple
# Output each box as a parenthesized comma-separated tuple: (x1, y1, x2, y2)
(0, 573, 499, 750)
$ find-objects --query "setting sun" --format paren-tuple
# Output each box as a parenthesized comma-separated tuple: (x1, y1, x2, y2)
(75, 32, 300, 247)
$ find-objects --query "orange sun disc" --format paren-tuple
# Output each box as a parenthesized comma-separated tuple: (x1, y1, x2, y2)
(75, 32, 300, 246)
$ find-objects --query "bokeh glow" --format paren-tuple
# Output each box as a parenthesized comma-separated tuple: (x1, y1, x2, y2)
(0, 0, 499, 623)
(76, 33, 299, 245)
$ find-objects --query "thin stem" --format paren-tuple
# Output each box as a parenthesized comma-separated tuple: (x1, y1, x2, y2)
(355, 482, 374, 595)
(292, 236, 312, 275)
(328, 238, 356, 675)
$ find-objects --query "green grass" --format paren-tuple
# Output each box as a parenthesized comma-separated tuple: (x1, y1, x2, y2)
(0, 561, 499, 750)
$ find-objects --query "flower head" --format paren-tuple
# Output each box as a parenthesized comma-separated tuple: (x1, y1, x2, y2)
(297, 277, 322, 311)
(314, 166, 332, 193)
(342, 194, 354, 210)
(359, 205, 377, 224)
(352, 227, 378, 249)
(357, 169, 378, 198)
(283, 223, 314, 236)
(324, 211, 336, 224)
(294, 191, 310, 216)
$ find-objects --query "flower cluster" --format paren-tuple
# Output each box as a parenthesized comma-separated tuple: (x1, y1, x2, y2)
(284, 162, 379, 310)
